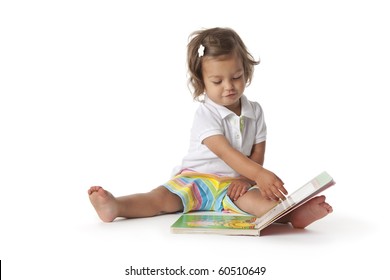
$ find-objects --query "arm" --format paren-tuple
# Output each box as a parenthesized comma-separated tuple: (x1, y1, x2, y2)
(237, 141, 266, 184)
(203, 135, 287, 201)
(226, 142, 265, 200)
(249, 141, 266, 165)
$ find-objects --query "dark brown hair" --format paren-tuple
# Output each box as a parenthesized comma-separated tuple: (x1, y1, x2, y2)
(187, 27, 260, 100)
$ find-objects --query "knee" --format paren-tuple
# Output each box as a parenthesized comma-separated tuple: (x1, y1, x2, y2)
(149, 187, 183, 214)
(235, 189, 277, 217)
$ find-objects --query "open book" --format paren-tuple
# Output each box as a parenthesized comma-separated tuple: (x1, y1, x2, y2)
(171, 171, 335, 236)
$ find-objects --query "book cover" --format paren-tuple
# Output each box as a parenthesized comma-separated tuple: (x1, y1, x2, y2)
(171, 212, 260, 236)
(171, 171, 335, 236)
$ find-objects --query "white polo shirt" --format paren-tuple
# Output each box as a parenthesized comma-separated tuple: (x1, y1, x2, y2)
(174, 95, 267, 177)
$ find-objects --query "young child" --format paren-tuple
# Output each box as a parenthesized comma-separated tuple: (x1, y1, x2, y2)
(88, 27, 332, 229)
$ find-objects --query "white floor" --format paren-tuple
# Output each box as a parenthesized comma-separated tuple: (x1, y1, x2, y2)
(1, 187, 386, 280)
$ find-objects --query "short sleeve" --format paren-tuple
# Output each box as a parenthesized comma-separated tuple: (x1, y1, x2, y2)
(253, 102, 267, 144)
(191, 103, 224, 143)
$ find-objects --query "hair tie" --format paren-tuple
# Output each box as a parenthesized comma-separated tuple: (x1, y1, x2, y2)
(198, 44, 205, 57)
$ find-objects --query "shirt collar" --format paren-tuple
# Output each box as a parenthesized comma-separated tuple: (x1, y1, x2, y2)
(204, 94, 256, 119)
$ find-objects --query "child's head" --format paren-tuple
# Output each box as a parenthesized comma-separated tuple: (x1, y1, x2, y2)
(187, 27, 259, 101)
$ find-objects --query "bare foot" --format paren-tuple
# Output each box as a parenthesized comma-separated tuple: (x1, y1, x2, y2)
(88, 186, 118, 222)
(289, 195, 333, 229)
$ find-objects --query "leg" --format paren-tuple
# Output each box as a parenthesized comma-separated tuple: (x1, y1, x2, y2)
(233, 188, 279, 217)
(88, 186, 183, 222)
(233, 189, 333, 229)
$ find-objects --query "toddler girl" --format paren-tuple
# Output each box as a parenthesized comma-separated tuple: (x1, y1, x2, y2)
(88, 27, 332, 229)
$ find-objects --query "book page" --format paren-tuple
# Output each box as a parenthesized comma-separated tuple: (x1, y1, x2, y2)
(289, 182, 316, 202)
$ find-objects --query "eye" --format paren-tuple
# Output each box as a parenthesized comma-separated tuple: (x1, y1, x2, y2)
(212, 80, 222, 85)
(233, 75, 242, 80)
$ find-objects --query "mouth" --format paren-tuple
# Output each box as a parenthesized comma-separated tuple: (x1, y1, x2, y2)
(224, 92, 237, 98)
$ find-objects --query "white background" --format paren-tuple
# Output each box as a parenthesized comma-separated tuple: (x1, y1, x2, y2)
(1, 0, 389, 279)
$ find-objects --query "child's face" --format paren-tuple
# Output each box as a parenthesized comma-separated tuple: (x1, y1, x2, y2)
(202, 53, 246, 114)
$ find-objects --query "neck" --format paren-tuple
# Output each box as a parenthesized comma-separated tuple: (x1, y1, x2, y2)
(225, 99, 241, 116)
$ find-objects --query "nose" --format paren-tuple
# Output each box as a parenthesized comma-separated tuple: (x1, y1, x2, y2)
(224, 80, 234, 90)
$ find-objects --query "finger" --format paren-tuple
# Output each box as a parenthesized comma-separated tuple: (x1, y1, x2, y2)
(278, 184, 288, 195)
(227, 186, 232, 197)
(259, 186, 269, 199)
(259, 185, 276, 200)
(280, 186, 288, 195)
(233, 186, 247, 201)
(266, 189, 279, 201)
(274, 181, 288, 195)
(240, 187, 248, 197)
(276, 175, 284, 185)
(232, 188, 241, 201)
(271, 185, 286, 201)
(269, 185, 284, 199)
(228, 185, 239, 200)
(275, 191, 286, 200)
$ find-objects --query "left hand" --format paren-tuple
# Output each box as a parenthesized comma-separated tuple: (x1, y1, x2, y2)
(254, 168, 287, 201)
(227, 179, 252, 201)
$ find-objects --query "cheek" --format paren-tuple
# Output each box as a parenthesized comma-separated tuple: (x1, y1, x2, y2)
(236, 80, 246, 90)
(203, 83, 211, 94)
(204, 83, 219, 93)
